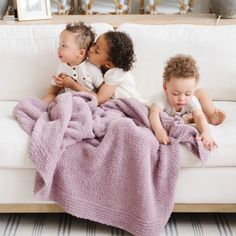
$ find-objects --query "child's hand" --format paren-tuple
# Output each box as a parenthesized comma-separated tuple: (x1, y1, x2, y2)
(155, 128, 170, 145)
(52, 75, 64, 88)
(197, 132, 217, 151)
(54, 73, 74, 89)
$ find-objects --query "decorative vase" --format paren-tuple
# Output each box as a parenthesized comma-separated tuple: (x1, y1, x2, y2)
(211, 0, 236, 19)
(0, 0, 9, 20)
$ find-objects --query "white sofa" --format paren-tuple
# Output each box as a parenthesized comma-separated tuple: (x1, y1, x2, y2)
(0, 20, 236, 213)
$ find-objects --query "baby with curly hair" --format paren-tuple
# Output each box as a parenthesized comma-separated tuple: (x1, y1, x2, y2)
(74, 30, 146, 105)
(149, 54, 217, 151)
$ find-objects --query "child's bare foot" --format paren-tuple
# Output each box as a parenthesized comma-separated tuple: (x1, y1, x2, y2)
(208, 109, 226, 125)
(182, 113, 194, 124)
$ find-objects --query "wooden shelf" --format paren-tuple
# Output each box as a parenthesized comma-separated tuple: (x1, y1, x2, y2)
(1, 14, 236, 27)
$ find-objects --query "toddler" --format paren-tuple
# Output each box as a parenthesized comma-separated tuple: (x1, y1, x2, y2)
(74, 30, 147, 105)
(42, 22, 103, 103)
(149, 54, 217, 150)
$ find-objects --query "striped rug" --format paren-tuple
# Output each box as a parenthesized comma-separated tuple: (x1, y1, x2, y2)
(0, 213, 236, 236)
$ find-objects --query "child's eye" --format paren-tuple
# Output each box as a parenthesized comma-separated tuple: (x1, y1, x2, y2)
(172, 93, 179, 96)
(185, 93, 192, 96)
(59, 43, 66, 48)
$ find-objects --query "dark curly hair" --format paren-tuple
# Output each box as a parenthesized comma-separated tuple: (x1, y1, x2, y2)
(104, 31, 136, 72)
(163, 54, 199, 83)
(65, 22, 95, 51)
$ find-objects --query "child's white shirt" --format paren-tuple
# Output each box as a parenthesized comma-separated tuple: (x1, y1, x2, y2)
(51, 60, 103, 92)
(104, 68, 149, 105)
(154, 92, 201, 117)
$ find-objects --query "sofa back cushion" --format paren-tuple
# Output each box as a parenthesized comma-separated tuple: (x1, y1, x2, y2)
(117, 24, 236, 102)
(0, 23, 113, 101)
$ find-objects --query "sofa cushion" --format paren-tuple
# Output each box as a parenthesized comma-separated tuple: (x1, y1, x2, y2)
(0, 23, 114, 101)
(0, 101, 32, 168)
(180, 101, 236, 167)
(0, 100, 235, 169)
(2, 167, 236, 204)
(117, 23, 236, 102)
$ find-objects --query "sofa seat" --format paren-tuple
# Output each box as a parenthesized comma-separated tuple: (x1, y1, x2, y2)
(1, 100, 236, 205)
(0, 100, 235, 169)
(180, 101, 236, 168)
(0, 101, 31, 169)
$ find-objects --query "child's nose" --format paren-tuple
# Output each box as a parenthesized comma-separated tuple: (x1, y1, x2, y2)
(179, 94, 185, 101)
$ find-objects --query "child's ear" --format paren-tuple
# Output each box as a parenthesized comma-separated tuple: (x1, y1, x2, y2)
(78, 49, 86, 58)
(104, 61, 114, 69)
(163, 83, 167, 91)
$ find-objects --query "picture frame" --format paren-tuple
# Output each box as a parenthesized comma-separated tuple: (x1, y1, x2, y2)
(16, 0, 52, 21)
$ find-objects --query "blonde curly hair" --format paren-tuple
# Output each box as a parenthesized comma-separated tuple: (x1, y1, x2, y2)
(163, 54, 199, 83)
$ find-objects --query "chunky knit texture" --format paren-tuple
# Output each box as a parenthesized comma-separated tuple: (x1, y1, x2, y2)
(14, 92, 209, 236)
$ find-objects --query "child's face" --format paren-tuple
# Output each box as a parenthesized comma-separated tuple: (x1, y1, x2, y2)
(88, 34, 112, 67)
(58, 30, 84, 66)
(164, 77, 197, 112)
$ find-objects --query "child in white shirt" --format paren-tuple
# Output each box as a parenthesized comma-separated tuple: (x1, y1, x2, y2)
(70, 30, 147, 105)
(149, 54, 217, 151)
(42, 22, 103, 103)
(87, 31, 225, 127)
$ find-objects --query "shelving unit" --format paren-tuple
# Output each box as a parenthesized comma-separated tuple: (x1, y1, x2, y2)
(2, 14, 236, 27)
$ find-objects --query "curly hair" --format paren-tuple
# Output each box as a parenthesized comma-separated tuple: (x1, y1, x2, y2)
(65, 22, 95, 51)
(104, 31, 136, 72)
(163, 54, 199, 83)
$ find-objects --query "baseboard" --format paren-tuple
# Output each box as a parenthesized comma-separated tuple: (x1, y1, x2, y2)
(174, 204, 236, 213)
(1, 203, 236, 213)
(0, 204, 64, 213)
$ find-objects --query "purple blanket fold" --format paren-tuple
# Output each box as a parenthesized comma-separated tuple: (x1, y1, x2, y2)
(14, 91, 209, 236)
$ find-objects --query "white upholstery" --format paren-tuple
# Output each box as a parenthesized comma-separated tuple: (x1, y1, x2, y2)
(0, 22, 236, 206)
(180, 101, 236, 168)
(175, 167, 236, 203)
(1, 168, 236, 204)
(0, 101, 32, 169)
(1, 100, 235, 168)
(0, 23, 113, 101)
(117, 24, 236, 102)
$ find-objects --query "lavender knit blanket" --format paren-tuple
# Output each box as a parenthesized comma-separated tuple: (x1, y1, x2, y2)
(14, 92, 208, 236)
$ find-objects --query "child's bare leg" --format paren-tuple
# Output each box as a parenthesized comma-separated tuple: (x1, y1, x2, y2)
(194, 88, 225, 125)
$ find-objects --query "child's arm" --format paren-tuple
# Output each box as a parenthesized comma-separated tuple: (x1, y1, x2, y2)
(96, 83, 118, 105)
(192, 109, 217, 150)
(149, 103, 170, 144)
(55, 74, 118, 105)
(72, 81, 117, 105)
(42, 85, 61, 103)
